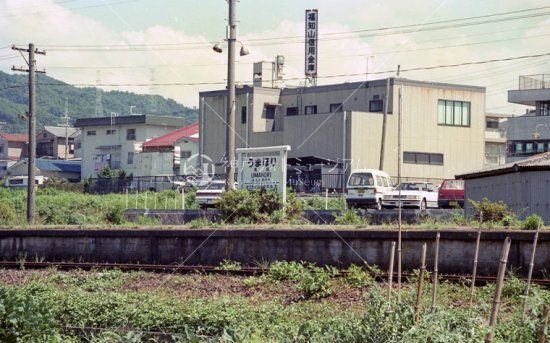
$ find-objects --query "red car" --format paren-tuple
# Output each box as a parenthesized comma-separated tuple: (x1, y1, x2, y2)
(438, 179, 465, 208)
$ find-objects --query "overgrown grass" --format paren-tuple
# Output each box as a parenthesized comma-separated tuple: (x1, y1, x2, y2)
(2, 267, 548, 342)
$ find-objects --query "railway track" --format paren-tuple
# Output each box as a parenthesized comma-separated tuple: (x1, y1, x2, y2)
(1, 261, 549, 288)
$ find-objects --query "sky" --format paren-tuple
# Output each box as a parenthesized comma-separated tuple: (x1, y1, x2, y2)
(1, 0, 549, 115)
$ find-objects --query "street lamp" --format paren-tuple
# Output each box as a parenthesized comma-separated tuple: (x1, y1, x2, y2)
(212, 0, 249, 191)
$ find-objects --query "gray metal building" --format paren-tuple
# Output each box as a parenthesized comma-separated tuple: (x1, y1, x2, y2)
(457, 152, 550, 223)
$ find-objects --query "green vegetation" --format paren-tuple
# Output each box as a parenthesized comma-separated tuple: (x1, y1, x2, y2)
(216, 188, 303, 224)
(469, 198, 511, 223)
(0, 266, 548, 342)
(522, 214, 544, 230)
(333, 208, 368, 226)
(0, 71, 197, 134)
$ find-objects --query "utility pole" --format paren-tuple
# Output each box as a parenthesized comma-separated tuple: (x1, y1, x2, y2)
(12, 43, 46, 225)
(59, 97, 70, 160)
(379, 77, 390, 170)
(225, 0, 237, 191)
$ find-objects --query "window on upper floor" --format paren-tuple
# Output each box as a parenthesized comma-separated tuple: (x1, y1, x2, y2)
(126, 128, 136, 140)
(369, 100, 383, 112)
(486, 119, 499, 129)
(330, 103, 343, 113)
(0, 145, 3, 154)
(304, 105, 317, 115)
(127, 151, 134, 165)
(438, 100, 471, 127)
(263, 105, 276, 119)
(87, 130, 96, 136)
(181, 150, 192, 159)
(106, 129, 116, 135)
(404, 151, 444, 165)
(286, 107, 298, 116)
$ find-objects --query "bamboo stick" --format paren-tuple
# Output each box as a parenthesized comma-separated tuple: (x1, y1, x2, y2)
(523, 222, 542, 321)
(414, 243, 427, 323)
(486, 236, 512, 343)
(431, 233, 440, 313)
(387, 241, 396, 304)
(538, 304, 549, 343)
(469, 213, 483, 308)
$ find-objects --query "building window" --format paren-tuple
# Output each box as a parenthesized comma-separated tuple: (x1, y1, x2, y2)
(305, 105, 317, 115)
(42, 133, 47, 138)
(404, 151, 444, 165)
(263, 105, 276, 119)
(286, 107, 298, 116)
(369, 100, 383, 112)
(127, 152, 134, 165)
(0, 146, 3, 153)
(438, 100, 470, 127)
(87, 130, 96, 136)
(486, 119, 499, 129)
(241, 106, 247, 124)
(181, 150, 192, 159)
(106, 129, 116, 135)
(126, 128, 136, 140)
(330, 103, 343, 113)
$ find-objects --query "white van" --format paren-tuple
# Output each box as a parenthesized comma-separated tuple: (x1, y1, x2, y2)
(345, 169, 393, 210)
(4, 175, 47, 189)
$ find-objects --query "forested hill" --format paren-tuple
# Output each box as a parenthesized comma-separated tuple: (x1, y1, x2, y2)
(0, 71, 198, 133)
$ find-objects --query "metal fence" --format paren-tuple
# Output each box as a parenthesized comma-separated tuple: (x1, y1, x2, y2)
(519, 74, 550, 90)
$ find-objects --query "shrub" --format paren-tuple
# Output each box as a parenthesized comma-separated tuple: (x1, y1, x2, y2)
(295, 265, 334, 299)
(501, 215, 520, 228)
(217, 189, 303, 224)
(268, 261, 306, 282)
(0, 287, 62, 341)
(105, 204, 125, 225)
(521, 214, 544, 230)
(333, 209, 367, 226)
(0, 202, 17, 226)
(469, 198, 511, 223)
(345, 264, 374, 287)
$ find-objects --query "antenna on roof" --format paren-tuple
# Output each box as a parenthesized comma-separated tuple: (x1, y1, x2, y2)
(95, 70, 103, 117)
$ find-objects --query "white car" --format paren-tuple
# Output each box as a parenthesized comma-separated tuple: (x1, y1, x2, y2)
(382, 182, 438, 210)
(195, 180, 227, 208)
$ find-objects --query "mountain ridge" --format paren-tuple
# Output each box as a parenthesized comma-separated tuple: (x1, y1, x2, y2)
(0, 71, 198, 134)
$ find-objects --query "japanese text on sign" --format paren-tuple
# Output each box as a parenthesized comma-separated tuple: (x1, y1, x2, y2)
(305, 9, 318, 76)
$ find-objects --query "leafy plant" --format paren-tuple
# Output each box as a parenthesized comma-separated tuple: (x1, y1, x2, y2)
(105, 204, 125, 225)
(345, 264, 373, 287)
(295, 265, 334, 299)
(521, 214, 544, 230)
(469, 198, 512, 223)
(0, 202, 17, 226)
(501, 214, 520, 228)
(217, 260, 242, 271)
(333, 209, 367, 226)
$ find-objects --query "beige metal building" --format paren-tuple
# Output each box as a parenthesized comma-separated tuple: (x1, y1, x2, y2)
(199, 77, 486, 184)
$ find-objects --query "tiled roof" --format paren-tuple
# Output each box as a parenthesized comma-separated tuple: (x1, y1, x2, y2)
(0, 133, 28, 143)
(142, 122, 199, 149)
(457, 152, 550, 179)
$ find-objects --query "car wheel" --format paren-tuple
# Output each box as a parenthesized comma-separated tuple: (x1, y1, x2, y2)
(420, 199, 427, 211)
(376, 199, 382, 211)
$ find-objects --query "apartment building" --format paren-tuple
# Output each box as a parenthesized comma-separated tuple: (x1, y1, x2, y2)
(74, 115, 185, 178)
(505, 74, 550, 163)
(0, 133, 28, 179)
(36, 126, 80, 159)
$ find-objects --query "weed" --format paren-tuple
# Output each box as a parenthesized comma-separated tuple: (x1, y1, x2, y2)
(345, 264, 374, 287)
(217, 260, 242, 271)
(521, 214, 544, 230)
(188, 218, 216, 228)
(469, 198, 512, 223)
(333, 208, 367, 226)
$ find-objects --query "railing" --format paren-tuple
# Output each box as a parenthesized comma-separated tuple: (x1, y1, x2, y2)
(519, 74, 550, 90)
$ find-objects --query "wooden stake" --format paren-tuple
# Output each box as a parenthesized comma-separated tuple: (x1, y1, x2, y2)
(538, 304, 549, 343)
(486, 236, 512, 343)
(431, 233, 440, 313)
(415, 242, 427, 323)
(523, 222, 541, 321)
(469, 216, 483, 308)
(387, 241, 396, 303)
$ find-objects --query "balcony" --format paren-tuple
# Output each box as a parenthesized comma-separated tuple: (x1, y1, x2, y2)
(508, 74, 550, 106)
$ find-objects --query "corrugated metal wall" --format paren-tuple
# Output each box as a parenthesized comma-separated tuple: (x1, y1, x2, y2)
(465, 170, 550, 222)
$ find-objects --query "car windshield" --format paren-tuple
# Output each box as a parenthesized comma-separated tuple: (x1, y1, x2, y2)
(348, 173, 374, 186)
(206, 182, 226, 190)
(395, 183, 427, 191)
(441, 180, 464, 190)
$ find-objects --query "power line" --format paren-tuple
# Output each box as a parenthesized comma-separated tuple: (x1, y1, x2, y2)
(36, 6, 550, 50)
(0, 0, 138, 18)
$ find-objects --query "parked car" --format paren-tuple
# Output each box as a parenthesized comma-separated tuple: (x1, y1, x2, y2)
(345, 169, 394, 210)
(195, 180, 227, 209)
(382, 182, 438, 210)
(437, 179, 465, 208)
(4, 175, 48, 189)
